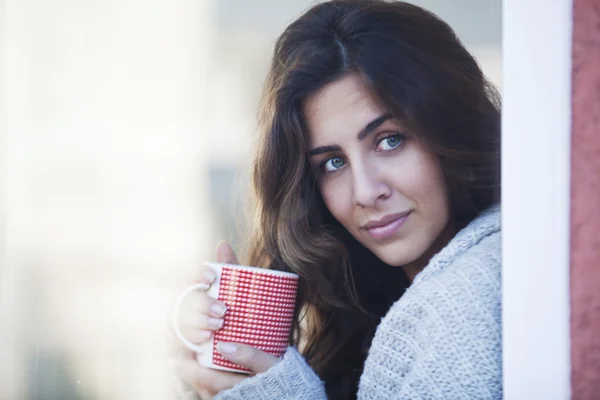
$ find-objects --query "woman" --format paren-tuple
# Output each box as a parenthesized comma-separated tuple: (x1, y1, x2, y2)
(174, 0, 501, 399)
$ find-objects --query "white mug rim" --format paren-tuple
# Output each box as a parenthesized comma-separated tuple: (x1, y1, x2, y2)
(203, 261, 299, 279)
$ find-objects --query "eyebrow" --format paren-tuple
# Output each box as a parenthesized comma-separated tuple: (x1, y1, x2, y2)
(308, 113, 393, 156)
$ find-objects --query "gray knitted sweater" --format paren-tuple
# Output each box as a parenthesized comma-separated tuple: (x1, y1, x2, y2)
(216, 204, 502, 399)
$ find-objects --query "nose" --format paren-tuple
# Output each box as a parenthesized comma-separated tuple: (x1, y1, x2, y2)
(352, 161, 391, 207)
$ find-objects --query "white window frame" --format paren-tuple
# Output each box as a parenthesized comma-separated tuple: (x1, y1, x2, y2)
(502, 0, 572, 398)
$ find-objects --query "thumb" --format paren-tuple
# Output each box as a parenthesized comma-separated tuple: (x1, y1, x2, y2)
(216, 241, 240, 265)
(216, 342, 280, 374)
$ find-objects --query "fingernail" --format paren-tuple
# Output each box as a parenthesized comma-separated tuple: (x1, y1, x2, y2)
(216, 241, 228, 253)
(193, 330, 211, 342)
(211, 303, 227, 317)
(203, 271, 216, 283)
(208, 318, 224, 329)
(199, 330, 212, 339)
(217, 342, 237, 354)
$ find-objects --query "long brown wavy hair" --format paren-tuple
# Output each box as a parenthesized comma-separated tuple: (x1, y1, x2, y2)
(243, 1, 501, 398)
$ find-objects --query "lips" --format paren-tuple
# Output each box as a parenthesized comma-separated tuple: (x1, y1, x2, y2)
(362, 211, 411, 230)
(362, 211, 412, 240)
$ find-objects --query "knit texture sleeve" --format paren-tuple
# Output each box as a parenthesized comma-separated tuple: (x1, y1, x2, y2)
(358, 232, 502, 400)
(214, 347, 327, 400)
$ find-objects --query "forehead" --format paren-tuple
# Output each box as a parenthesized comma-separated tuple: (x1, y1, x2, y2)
(304, 74, 385, 145)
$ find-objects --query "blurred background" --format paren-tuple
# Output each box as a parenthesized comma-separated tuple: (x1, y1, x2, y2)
(1, 0, 501, 399)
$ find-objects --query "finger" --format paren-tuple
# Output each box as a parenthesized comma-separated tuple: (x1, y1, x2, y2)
(172, 264, 217, 290)
(200, 294, 227, 318)
(216, 241, 240, 265)
(175, 293, 227, 336)
(197, 389, 213, 400)
(169, 319, 221, 359)
(167, 329, 209, 356)
(216, 342, 281, 374)
(178, 292, 227, 320)
(169, 279, 215, 335)
(177, 327, 212, 344)
(197, 264, 218, 285)
(180, 313, 224, 331)
(174, 356, 247, 396)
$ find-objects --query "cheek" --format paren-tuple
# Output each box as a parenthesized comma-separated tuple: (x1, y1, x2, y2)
(387, 146, 449, 214)
(406, 166, 446, 203)
(410, 158, 449, 224)
(420, 158, 447, 206)
(320, 179, 354, 226)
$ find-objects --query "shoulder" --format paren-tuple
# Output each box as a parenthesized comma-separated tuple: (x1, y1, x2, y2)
(437, 229, 502, 298)
(387, 228, 502, 331)
(361, 231, 503, 398)
(397, 229, 502, 329)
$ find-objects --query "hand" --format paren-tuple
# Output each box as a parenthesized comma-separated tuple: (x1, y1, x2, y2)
(173, 242, 232, 350)
(175, 342, 281, 399)
(174, 352, 247, 399)
(172, 241, 250, 399)
(215, 341, 281, 374)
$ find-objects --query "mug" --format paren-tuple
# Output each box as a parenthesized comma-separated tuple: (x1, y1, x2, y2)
(172, 262, 299, 373)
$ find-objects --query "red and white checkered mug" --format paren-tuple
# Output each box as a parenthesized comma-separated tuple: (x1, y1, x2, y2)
(172, 262, 299, 373)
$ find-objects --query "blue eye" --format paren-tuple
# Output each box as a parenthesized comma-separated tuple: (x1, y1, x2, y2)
(377, 134, 405, 151)
(322, 156, 346, 173)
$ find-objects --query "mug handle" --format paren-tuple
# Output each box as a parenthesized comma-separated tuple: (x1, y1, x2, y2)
(172, 282, 211, 354)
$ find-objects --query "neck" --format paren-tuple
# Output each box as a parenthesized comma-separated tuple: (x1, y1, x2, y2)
(402, 220, 457, 283)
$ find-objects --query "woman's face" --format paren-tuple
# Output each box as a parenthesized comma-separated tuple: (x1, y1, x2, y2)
(305, 74, 451, 269)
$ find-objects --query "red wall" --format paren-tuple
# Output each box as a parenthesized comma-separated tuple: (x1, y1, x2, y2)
(570, 0, 600, 398)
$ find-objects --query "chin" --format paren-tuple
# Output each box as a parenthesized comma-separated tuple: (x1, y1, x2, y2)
(370, 246, 416, 267)
(367, 237, 428, 267)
